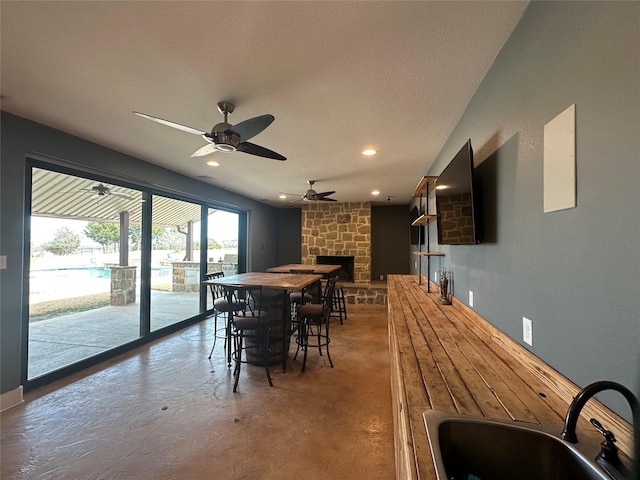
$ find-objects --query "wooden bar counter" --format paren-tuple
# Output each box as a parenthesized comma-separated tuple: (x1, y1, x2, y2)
(387, 274, 633, 480)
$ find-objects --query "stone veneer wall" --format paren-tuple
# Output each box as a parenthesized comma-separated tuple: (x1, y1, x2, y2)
(301, 202, 371, 284)
(109, 266, 137, 306)
(342, 283, 387, 305)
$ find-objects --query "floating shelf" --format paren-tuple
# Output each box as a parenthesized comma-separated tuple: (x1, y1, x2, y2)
(412, 176, 438, 198)
(411, 213, 437, 226)
(412, 251, 445, 257)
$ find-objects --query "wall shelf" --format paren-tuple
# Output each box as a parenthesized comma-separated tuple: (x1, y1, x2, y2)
(411, 214, 437, 226)
(412, 176, 438, 198)
(411, 175, 442, 291)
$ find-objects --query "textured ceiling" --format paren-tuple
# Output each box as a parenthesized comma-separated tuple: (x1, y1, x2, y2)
(1, 1, 528, 206)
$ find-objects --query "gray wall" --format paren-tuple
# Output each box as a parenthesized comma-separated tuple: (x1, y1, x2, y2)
(416, 2, 639, 418)
(277, 208, 302, 265)
(0, 112, 280, 394)
(372, 205, 410, 280)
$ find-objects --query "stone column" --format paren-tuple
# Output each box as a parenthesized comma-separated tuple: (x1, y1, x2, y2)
(109, 266, 137, 306)
(172, 261, 200, 292)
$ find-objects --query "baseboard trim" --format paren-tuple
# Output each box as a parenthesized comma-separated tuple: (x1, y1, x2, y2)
(1, 385, 24, 412)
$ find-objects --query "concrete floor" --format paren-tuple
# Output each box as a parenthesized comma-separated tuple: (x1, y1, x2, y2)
(1, 304, 395, 480)
(28, 290, 202, 379)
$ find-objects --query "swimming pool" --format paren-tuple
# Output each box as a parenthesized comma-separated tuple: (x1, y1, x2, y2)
(29, 266, 172, 301)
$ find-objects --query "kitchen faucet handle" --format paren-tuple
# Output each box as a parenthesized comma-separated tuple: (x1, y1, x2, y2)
(590, 418, 620, 463)
(590, 418, 617, 443)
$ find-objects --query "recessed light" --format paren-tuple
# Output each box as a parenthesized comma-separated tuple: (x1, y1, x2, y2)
(435, 185, 448, 190)
(371, 190, 380, 196)
(206, 160, 220, 167)
(362, 149, 377, 156)
(279, 194, 287, 199)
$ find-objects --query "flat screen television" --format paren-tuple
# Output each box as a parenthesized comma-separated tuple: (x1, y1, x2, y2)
(435, 139, 481, 245)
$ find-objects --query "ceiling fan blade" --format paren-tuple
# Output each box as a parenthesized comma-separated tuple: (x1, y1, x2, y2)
(191, 143, 216, 158)
(319, 197, 337, 202)
(110, 192, 135, 200)
(133, 111, 205, 136)
(316, 191, 336, 198)
(237, 142, 286, 161)
(228, 114, 274, 142)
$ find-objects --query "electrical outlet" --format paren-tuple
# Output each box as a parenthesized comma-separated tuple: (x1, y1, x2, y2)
(469, 290, 474, 308)
(379, 274, 384, 281)
(523, 317, 533, 346)
(0, 255, 6, 270)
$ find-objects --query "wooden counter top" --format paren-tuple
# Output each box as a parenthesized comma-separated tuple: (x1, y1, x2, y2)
(387, 274, 633, 480)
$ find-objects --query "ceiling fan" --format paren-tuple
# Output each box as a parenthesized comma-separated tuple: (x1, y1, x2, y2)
(293, 180, 337, 202)
(133, 101, 286, 161)
(62, 183, 135, 201)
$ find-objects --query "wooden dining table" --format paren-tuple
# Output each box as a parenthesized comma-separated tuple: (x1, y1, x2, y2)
(265, 263, 341, 277)
(202, 272, 323, 371)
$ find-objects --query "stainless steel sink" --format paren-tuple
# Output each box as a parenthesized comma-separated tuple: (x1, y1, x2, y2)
(424, 410, 610, 480)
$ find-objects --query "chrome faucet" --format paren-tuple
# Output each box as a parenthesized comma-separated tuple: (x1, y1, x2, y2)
(560, 381, 639, 480)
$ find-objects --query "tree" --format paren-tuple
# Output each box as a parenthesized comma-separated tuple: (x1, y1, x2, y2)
(129, 225, 141, 251)
(130, 225, 167, 250)
(155, 227, 186, 250)
(43, 226, 81, 256)
(208, 238, 222, 250)
(84, 221, 119, 253)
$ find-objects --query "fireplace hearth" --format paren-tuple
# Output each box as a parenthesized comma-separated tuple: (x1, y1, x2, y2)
(316, 255, 354, 282)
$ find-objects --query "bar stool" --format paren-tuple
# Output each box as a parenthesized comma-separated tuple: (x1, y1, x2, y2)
(228, 286, 274, 392)
(295, 277, 337, 372)
(288, 268, 314, 335)
(331, 282, 347, 324)
(206, 272, 247, 366)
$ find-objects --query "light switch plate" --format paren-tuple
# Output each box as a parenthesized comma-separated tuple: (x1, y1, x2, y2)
(469, 291, 474, 308)
(0, 255, 6, 270)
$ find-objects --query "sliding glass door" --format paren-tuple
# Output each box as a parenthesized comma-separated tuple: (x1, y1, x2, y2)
(149, 194, 201, 331)
(26, 163, 245, 386)
(28, 167, 143, 379)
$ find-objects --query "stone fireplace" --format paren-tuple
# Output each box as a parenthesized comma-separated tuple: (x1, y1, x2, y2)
(301, 202, 371, 284)
(317, 255, 354, 282)
(301, 202, 387, 304)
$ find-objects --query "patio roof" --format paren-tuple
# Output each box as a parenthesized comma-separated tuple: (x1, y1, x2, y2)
(32, 168, 205, 227)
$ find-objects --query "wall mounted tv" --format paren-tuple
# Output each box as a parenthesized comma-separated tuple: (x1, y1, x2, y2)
(435, 139, 481, 245)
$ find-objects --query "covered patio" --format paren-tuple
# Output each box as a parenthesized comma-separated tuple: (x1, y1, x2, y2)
(28, 167, 229, 381)
(28, 290, 204, 379)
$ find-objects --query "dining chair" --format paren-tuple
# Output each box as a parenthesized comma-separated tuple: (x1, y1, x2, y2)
(295, 277, 337, 372)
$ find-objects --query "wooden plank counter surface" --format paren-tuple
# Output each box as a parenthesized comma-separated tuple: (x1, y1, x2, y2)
(387, 274, 633, 480)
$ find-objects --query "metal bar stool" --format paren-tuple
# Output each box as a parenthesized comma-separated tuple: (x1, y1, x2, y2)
(228, 285, 274, 392)
(206, 272, 247, 367)
(331, 282, 347, 325)
(295, 277, 337, 372)
(288, 268, 314, 335)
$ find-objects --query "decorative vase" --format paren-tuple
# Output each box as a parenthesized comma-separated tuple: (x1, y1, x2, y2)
(438, 270, 451, 305)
